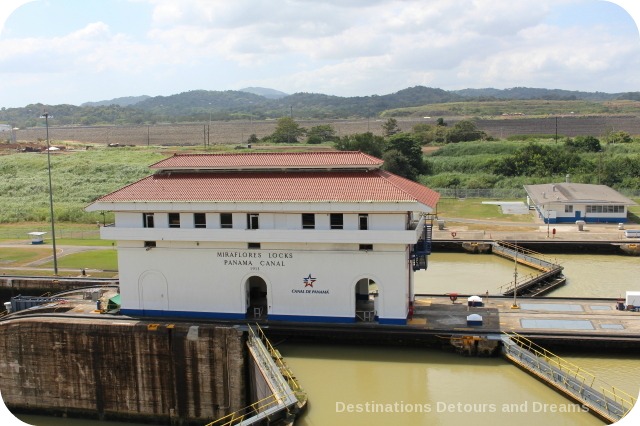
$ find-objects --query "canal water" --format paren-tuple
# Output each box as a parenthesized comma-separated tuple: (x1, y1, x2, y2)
(8, 253, 640, 425)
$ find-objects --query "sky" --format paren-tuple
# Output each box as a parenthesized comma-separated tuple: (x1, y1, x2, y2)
(0, 0, 639, 108)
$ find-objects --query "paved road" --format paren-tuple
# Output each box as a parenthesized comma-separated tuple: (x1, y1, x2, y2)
(435, 220, 636, 241)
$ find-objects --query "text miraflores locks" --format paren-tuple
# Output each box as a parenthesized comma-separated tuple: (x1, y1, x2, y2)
(217, 251, 293, 267)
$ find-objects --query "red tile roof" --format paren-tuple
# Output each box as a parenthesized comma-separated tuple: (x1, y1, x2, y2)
(150, 151, 383, 170)
(94, 170, 439, 208)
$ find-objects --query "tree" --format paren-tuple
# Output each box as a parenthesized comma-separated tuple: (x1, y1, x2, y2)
(446, 120, 486, 143)
(436, 117, 447, 126)
(306, 124, 337, 144)
(382, 150, 417, 180)
(381, 118, 400, 136)
(335, 132, 387, 158)
(382, 133, 429, 180)
(247, 134, 259, 144)
(269, 117, 306, 143)
(605, 131, 632, 144)
(565, 136, 601, 152)
(493, 143, 584, 177)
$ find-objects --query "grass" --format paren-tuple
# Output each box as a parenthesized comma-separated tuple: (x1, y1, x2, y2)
(0, 222, 107, 244)
(383, 99, 640, 118)
(0, 268, 118, 278)
(0, 247, 52, 266)
(0, 146, 165, 223)
(41, 249, 118, 271)
(436, 198, 535, 223)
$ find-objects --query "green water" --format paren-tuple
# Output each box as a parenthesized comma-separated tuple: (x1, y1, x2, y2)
(6, 253, 640, 425)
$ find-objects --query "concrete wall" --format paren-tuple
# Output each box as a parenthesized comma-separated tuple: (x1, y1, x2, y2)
(0, 317, 246, 424)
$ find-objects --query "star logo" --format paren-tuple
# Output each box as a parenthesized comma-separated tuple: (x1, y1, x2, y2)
(303, 274, 316, 287)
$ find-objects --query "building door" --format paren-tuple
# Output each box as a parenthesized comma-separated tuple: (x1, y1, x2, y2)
(575, 210, 582, 220)
(354, 278, 378, 322)
(139, 271, 168, 314)
(246, 276, 267, 319)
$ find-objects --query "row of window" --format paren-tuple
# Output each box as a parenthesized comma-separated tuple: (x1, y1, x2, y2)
(143, 213, 370, 230)
(144, 240, 374, 251)
(585, 205, 625, 214)
(564, 205, 625, 214)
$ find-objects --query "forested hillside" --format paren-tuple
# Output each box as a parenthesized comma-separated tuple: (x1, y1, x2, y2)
(2, 86, 639, 129)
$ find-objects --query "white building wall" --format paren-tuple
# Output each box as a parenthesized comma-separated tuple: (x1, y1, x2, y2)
(370, 214, 405, 230)
(206, 213, 219, 228)
(116, 212, 142, 228)
(117, 245, 411, 323)
(181, 213, 194, 228)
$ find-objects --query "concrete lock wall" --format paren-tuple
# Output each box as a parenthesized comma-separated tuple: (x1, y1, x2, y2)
(0, 317, 246, 423)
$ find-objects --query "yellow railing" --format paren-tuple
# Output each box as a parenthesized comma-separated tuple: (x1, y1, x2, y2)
(496, 241, 561, 267)
(204, 392, 287, 426)
(503, 331, 637, 417)
(251, 324, 305, 398)
(497, 272, 537, 294)
(206, 324, 306, 426)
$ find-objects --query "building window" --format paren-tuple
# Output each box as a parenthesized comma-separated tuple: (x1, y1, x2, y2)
(564, 205, 573, 213)
(168, 213, 181, 228)
(194, 213, 206, 228)
(248, 242, 261, 249)
(359, 244, 373, 251)
(587, 205, 624, 214)
(359, 214, 369, 230)
(302, 213, 315, 229)
(220, 213, 233, 228)
(247, 213, 259, 230)
(143, 213, 155, 228)
(144, 241, 156, 248)
(330, 213, 343, 229)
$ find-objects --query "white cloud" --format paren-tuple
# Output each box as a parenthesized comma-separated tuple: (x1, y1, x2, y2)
(0, 0, 639, 106)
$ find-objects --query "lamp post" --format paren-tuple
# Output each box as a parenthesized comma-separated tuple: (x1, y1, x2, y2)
(511, 241, 519, 309)
(41, 111, 59, 275)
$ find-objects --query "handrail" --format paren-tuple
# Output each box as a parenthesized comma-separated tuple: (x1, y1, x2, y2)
(206, 324, 305, 426)
(252, 324, 303, 395)
(503, 331, 637, 418)
(495, 241, 561, 267)
(493, 242, 564, 295)
(205, 393, 287, 426)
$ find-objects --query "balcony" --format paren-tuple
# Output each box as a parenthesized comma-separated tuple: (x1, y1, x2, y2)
(100, 226, 422, 245)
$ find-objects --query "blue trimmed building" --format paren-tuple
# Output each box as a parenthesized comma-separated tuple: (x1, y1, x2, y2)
(524, 183, 637, 224)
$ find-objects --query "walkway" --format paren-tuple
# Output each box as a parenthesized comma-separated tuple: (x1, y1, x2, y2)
(501, 331, 636, 423)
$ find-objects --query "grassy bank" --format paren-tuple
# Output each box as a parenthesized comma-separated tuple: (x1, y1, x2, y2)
(0, 147, 165, 223)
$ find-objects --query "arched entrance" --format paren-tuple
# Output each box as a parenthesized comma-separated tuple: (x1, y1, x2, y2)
(245, 276, 268, 319)
(138, 270, 168, 314)
(354, 277, 379, 322)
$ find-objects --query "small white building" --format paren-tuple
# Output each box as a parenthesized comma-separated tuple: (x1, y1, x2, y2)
(86, 151, 440, 325)
(524, 183, 637, 224)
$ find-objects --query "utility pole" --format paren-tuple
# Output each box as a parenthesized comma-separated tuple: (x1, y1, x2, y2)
(511, 242, 519, 309)
(42, 111, 58, 275)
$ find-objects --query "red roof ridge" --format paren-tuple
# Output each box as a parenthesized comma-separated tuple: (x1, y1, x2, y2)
(378, 169, 440, 208)
(149, 150, 384, 170)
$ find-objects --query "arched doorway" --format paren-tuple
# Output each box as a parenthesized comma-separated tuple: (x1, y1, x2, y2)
(138, 270, 168, 314)
(245, 276, 268, 319)
(354, 277, 378, 322)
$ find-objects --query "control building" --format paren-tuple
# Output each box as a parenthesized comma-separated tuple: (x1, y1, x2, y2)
(86, 151, 439, 325)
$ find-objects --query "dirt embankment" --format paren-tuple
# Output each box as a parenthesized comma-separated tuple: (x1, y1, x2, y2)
(12, 115, 640, 147)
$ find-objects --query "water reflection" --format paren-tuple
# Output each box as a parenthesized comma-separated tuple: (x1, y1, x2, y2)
(282, 342, 605, 426)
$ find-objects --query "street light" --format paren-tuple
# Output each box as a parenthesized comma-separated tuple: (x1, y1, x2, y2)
(41, 111, 58, 275)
